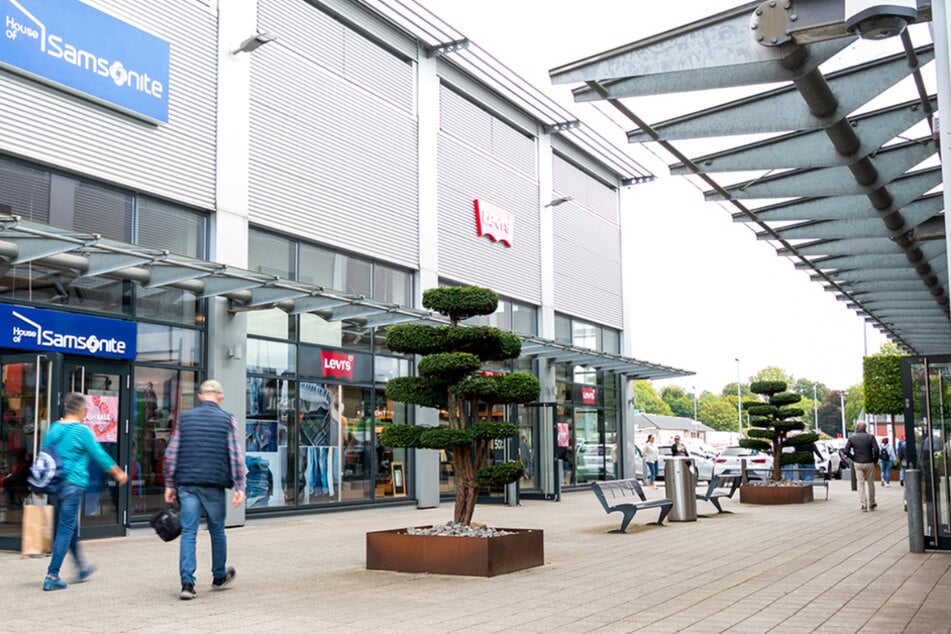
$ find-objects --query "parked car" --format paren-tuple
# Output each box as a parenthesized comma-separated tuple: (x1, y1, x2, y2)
(656, 445, 715, 482)
(714, 446, 773, 480)
(815, 440, 842, 479)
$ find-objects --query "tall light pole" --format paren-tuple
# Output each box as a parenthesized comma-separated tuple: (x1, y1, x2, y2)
(813, 383, 819, 434)
(839, 391, 847, 439)
(735, 358, 742, 436)
(692, 385, 698, 422)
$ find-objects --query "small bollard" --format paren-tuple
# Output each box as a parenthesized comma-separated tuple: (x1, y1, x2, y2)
(906, 469, 925, 553)
(850, 464, 857, 491)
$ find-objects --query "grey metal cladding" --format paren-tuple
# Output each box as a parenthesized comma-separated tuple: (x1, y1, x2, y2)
(0, 0, 217, 209)
(552, 157, 622, 328)
(250, 0, 418, 269)
(437, 135, 540, 303)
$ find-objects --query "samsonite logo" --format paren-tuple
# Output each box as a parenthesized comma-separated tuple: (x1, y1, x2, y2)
(321, 350, 354, 380)
(1, 304, 136, 359)
(0, 0, 170, 122)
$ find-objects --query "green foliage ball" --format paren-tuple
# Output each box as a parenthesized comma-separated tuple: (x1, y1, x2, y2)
(378, 424, 424, 448)
(477, 461, 525, 487)
(467, 421, 517, 440)
(419, 427, 473, 449)
(750, 380, 786, 396)
(384, 376, 448, 410)
(417, 352, 482, 380)
(770, 392, 802, 406)
(423, 286, 498, 321)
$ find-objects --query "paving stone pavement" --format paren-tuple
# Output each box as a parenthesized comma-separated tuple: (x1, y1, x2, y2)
(2, 479, 949, 633)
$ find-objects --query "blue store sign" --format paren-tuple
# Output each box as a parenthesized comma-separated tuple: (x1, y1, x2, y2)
(0, 305, 137, 360)
(0, 0, 170, 123)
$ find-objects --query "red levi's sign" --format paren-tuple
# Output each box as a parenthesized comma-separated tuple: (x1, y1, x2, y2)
(581, 387, 596, 405)
(321, 350, 355, 380)
(473, 199, 514, 248)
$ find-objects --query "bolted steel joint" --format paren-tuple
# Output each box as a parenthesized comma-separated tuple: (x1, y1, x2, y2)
(750, 0, 794, 47)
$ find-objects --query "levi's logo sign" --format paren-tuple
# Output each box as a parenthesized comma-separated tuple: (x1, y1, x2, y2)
(321, 350, 354, 380)
(473, 199, 513, 248)
(581, 387, 596, 404)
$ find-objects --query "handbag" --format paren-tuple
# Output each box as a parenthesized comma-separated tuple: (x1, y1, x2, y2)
(150, 507, 182, 542)
(21, 501, 54, 556)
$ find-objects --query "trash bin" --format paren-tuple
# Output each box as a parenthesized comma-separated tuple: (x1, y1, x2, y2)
(665, 457, 698, 522)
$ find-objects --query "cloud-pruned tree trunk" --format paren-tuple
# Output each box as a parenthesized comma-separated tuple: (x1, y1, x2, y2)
(379, 286, 539, 525)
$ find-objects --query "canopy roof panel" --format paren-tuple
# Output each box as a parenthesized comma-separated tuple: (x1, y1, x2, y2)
(0, 214, 691, 380)
(551, 0, 950, 354)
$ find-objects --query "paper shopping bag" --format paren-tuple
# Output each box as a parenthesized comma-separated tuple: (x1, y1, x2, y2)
(21, 504, 54, 556)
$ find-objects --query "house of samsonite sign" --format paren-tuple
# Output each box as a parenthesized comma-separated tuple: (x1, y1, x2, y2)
(1, 0, 170, 123)
(0, 304, 137, 359)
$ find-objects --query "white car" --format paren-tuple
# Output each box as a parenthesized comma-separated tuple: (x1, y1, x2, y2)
(783, 441, 842, 480)
(714, 446, 773, 480)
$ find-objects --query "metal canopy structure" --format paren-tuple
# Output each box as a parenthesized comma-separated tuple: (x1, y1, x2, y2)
(0, 214, 690, 380)
(551, 0, 951, 354)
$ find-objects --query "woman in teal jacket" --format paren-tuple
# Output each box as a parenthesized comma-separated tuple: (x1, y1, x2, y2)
(42, 392, 127, 591)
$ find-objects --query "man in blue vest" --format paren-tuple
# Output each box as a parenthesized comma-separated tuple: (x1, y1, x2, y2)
(164, 380, 245, 600)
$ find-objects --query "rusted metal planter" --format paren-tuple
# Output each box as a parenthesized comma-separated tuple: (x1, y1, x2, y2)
(366, 526, 544, 577)
(740, 483, 814, 505)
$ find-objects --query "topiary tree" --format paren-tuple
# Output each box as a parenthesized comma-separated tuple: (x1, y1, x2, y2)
(739, 380, 818, 482)
(379, 286, 540, 525)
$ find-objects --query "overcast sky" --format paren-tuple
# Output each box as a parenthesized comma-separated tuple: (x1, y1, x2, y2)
(416, 0, 889, 394)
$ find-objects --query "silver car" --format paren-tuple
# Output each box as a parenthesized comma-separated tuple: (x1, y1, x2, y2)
(655, 445, 715, 482)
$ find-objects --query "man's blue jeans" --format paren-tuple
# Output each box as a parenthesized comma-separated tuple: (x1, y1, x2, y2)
(178, 485, 227, 585)
(47, 484, 84, 578)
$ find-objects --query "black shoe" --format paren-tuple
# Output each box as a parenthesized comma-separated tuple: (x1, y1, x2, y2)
(212, 567, 235, 591)
(180, 583, 196, 600)
(870, 503, 878, 510)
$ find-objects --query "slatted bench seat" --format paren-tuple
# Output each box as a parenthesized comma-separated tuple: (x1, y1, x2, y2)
(696, 473, 742, 513)
(590, 478, 673, 533)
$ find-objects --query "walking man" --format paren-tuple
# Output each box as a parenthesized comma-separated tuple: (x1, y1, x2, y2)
(844, 422, 879, 511)
(164, 380, 245, 600)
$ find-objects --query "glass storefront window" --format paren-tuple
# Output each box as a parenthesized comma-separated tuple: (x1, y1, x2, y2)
(299, 243, 335, 288)
(247, 308, 292, 340)
(247, 338, 295, 375)
(554, 314, 571, 344)
(374, 265, 412, 305)
(374, 389, 408, 499)
(130, 368, 198, 520)
(249, 230, 296, 279)
(136, 323, 201, 366)
(246, 377, 294, 510)
(512, 302, 537, 336)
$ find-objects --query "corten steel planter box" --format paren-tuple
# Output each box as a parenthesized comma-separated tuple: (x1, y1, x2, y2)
(366, 526, 544, 577)
(740, 483, 814, 505)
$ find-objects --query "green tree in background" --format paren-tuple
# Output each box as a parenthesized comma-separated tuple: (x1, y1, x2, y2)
(792, 378, 829, 403)
(632, 381, 673, 416)
(721, 382, 755, 400)
(660, 385, 694, 419)
(878, 341, 905, 355)
(817, 403, 842, 437)
(844, 384, 864, 431)
(750, 366, 794, 386)
(699, 393, 741, 431)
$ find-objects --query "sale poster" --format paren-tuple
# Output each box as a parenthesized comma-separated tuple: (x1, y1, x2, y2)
(84, 394, 118, 442)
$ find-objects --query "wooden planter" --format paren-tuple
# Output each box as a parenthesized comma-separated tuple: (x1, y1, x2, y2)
(366, 526, 544, 577)
(740, 483, 813, 505)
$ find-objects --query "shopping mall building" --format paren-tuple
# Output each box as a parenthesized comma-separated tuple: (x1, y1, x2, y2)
(0, 0, 688, 549)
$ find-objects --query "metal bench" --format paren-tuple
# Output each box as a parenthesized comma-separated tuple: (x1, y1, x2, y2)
(786, 465, 830, 500)
(590, 478, 673, 533)
(696, 473, 742, 513)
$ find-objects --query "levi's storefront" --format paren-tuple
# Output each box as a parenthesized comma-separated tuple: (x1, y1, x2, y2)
(0, 302, 204, 551)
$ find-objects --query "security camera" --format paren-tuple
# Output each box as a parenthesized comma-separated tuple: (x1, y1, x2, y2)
(844, 0, 918, 40)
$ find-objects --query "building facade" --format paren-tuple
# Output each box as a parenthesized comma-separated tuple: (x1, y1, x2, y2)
(0, 0, 686, 549)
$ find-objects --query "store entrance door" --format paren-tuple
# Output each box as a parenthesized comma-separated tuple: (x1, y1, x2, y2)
(63, 358, 130, 539)
(0, 352, 58, 551)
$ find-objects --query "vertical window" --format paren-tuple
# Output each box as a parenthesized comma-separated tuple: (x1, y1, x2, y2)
(138, 197, 207, 258)
(249, 230, 296, 279)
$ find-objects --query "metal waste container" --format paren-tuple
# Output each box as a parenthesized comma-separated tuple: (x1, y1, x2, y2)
(664, 457, 698, 522)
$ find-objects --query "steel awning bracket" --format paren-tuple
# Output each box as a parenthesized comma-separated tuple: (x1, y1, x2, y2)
(10, 235, 82, 264)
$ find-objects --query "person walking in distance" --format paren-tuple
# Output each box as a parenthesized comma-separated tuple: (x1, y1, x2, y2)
(844, 422, 879, 511)
(164, 380, 245, 600)
(879, 437, 895, 487)
(42, 392, 128, 591)
(642, 434, 659, 488)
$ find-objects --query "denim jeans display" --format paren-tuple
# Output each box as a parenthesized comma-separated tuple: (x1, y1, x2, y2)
(178, 485, 227, 585)
(47, 484, 85, 578)
(305, 446, 338, 498)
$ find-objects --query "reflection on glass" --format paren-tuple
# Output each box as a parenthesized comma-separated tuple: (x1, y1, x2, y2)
(573, 407, 602, 484)
(246, 339, 295, 374)
(136, 323, 201, 366)
(245, 377, 294, 510)
(130, 368, 197, 520)
(517, 405, 536, 490)
(374, 389, 408, 499)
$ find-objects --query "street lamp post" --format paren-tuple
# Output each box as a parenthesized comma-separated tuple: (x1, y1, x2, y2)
(735, 358, 742, 437)
(813, 383, 819, 434)
(839, 391, 847, 439)
(692, 385, 698, 422)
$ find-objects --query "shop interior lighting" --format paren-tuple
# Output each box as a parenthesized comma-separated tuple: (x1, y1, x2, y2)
(233, 33, 276, 54)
